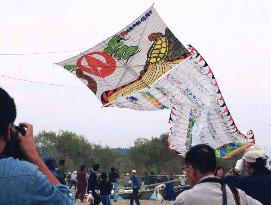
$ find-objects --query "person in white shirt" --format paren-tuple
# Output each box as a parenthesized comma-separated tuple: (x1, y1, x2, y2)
(173, 144, 262, 205)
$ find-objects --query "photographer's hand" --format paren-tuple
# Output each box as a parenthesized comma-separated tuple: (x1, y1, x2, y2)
(18, 123, 60, 185)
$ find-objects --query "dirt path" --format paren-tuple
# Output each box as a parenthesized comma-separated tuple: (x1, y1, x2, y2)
(76, 199, 172, 205)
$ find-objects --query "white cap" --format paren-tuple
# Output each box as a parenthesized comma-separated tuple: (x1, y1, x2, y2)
(132, 169, 136, 173)
(242, 146, 268, 163)
(126, 173, 129, 176)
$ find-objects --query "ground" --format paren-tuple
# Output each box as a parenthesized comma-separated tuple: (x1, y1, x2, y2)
(75, 199, 172, 205)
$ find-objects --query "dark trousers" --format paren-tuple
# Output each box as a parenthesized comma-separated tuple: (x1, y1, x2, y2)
(130, 187, 140, 205)
(91, 189, 101, 205)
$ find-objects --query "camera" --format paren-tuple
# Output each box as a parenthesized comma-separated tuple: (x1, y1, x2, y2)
(2, 124, 26, 159)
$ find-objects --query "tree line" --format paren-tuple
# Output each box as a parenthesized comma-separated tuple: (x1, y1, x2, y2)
(36, 131, 240, 176)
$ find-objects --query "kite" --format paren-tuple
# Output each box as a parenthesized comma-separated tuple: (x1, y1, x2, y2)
(57, 6, 254, 157)
(57, 6, 190, 110)
(167, 46, 254, 156)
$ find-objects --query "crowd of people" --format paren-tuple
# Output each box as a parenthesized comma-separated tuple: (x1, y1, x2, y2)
(1, 86, 271, 205)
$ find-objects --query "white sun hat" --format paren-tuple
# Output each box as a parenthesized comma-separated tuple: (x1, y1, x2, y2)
(242, 145, 268, 163)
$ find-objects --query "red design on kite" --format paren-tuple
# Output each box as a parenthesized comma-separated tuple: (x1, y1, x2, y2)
(77, 52, 116, 78)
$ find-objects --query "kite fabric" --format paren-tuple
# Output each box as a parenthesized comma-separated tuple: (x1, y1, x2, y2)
(167, 46, 254, 156)
(57, 6, 253, 158)
(57, 6, 190, 109)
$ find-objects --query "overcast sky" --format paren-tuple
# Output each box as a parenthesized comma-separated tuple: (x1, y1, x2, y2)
(0, 0, 270, 154)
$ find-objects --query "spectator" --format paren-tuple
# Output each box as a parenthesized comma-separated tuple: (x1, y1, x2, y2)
(57, 159, 67, 185)
(75, 165, 87, 202)
(70, 171, 77, 190)
(108, 167, 120, 201)
(130, 170, 142, 205)
(0, 87, 74, 204)
(173, 144, 262, 205)
(214, 166, 224, 179)
(123, 173, 131, 187)
(223, 145, 271, 204)
(88, 164, 101, 205)
(98, 172, 113, 205)
(43, 156, 59, 178)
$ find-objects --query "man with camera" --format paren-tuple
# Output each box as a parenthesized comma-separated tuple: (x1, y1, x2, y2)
(0, 87, 74, 204)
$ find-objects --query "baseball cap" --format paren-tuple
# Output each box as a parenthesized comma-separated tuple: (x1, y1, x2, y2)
(132, 169, 136, 173)
(242, 146, 268, 163)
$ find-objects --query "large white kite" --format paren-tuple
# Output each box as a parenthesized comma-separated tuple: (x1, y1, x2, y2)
(57, 6, 254, 157)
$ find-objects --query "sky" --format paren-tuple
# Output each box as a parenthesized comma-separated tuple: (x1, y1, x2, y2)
(0, 0, 270, 153)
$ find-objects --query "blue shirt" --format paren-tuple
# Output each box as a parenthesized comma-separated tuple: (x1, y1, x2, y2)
(0, 157, 74, 205)
(131, 175, 142, 189)
(223, 168, 271, 205)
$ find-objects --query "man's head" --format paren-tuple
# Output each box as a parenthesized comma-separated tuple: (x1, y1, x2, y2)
(184, 144, 216, 186)
(242, 146, 269, 175)
(0, 88, 16, 138)
(0, 88, 17, 150)
(93, 163, 99, 171)
(101, 172, 108, 180)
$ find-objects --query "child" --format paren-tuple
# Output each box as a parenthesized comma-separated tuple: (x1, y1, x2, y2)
(98, 172, 113, 205)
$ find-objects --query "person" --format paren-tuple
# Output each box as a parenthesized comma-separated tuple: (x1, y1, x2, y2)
(88, 163, 101, 205)
(223, 145, 271, 204)
(57, 159, 67, 185)
(70, 170, 77, 190)
(130, 169, 142, 205)
(98, 172, 113, 205)
(123, 173, 131, 187)
(0, 87, 74, 204)
(108, 167, 120, 201)
(44, 156, 59, 178)
(75, 165, 88, 202)
(214, 166, 224, 179)
(173, 144, 262, 205)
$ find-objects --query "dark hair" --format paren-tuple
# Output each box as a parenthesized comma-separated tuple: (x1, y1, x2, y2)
(250, 158, 267, 171)
(80, 165, 86, 171)
(44, 157, 56, 171)
(111, 167, 116, 172)
(93, 163, 99, 171)
(0, 87, 17, 137)
(101, 172, 108, 180)
(59, 159, 65, 165)
(185, 144, 216, 174)
(214, 166, 224, 176)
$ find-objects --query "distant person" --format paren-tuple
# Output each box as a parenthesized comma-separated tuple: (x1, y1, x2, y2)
(75, 165, 87, 202)
(223, 146, 271, 204)
(214, 166, 224, 179)
(130, 170, 142, 205)
(98, 172, 113, 205)
(57, 159, 67, 185)
(70, 171, 77, 190)
(0, 87, 74, 204)
(124, 173, 131, 187)
(173, 144, 262, 205)
(88, 164, 101, 205)
(43, 156, 59, 178)
(108, 167, 120, 201)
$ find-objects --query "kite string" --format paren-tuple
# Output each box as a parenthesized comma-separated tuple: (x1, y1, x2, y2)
(0, 46, 92, 56)
(0, 74, 78, 87)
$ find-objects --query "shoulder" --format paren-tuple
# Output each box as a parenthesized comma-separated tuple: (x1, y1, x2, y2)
(0, 157, 38, 177)
(174, 189, 193, 205)
(237, 188, 263, 205)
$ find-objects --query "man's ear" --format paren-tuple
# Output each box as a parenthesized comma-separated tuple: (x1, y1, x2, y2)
(2, 123, 11, 141)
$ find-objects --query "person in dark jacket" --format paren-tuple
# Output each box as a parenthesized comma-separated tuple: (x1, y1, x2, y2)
(130, 170, 142, 205)
(98, 172, 113, 205)
(108, 167, 120, 201)
(223, 146, 271, 205)
(88, 164, 101, 205)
